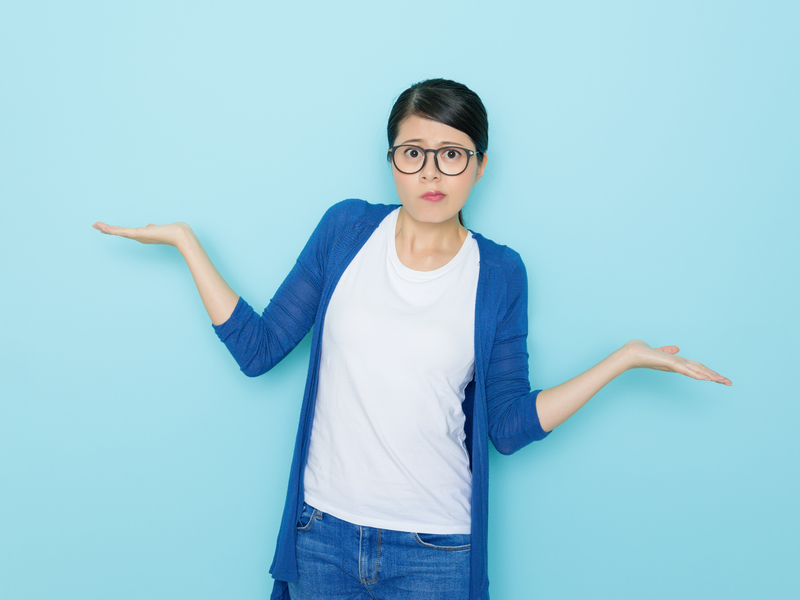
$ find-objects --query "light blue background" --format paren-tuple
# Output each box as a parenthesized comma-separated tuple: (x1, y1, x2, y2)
(1, 1, 798, 598)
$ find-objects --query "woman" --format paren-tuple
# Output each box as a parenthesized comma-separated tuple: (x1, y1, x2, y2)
(94, 78, 730, 600)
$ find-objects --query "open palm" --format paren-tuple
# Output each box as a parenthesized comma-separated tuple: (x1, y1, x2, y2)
(623, 340, 731, 385)
(92, 222, 191, 247)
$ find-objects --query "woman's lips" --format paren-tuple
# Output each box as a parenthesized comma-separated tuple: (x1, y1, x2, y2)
(421, 191, 445, 202)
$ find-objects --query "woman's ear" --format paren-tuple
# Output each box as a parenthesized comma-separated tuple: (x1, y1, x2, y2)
(475, 153, 488, 184)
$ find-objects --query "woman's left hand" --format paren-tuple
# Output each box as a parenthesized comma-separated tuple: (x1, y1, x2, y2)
(621, 340, 732, 385)
(536, 339, 732, 432)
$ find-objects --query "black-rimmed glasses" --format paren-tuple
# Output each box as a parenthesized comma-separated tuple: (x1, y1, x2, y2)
(388, 145, 480, 176)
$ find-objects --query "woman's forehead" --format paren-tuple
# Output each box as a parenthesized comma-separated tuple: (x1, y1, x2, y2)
(394, 115, 474, 148)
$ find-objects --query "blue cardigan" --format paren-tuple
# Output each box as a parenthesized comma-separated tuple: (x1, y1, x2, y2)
(213, 200, 550, 600)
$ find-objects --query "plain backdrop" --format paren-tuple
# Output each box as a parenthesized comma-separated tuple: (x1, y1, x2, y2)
(1, 1, 798, 599)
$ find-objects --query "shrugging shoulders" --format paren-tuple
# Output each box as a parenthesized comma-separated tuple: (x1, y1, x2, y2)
(213, 199, 550, 600)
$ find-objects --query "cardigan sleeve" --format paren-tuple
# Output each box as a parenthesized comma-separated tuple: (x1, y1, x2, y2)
(485, 251, 550, 455)
(212, 204, 338, 377)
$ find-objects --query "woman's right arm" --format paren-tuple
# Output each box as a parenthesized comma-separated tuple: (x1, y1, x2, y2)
(92, 221, 239, 325)
(93, 204, 337, 377)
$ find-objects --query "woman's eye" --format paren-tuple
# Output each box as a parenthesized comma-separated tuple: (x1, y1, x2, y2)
(404, 148, 421, 159)
(442, 148, 463, 161)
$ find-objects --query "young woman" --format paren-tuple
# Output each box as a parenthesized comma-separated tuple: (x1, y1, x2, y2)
(94, 79, 730, 600)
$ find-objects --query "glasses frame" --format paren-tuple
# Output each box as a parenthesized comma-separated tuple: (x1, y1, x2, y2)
(388, 145, 481, 177)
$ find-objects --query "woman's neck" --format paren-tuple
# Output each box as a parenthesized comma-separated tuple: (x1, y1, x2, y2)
(394, 207, 468, 272)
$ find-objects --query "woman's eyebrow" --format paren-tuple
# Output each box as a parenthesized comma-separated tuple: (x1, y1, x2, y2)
(399, 138, 468, 147)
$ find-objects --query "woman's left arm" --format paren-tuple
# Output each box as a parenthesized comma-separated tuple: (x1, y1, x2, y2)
(536, 340, 732, 432)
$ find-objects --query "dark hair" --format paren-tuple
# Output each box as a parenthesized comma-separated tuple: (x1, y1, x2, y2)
(387, 78, 488, 226)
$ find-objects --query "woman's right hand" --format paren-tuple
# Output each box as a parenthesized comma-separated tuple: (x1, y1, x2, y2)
(92, 220, 238, 325)
(92, 222, 193, 249)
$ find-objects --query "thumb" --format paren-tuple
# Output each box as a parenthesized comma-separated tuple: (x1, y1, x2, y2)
(655, 345, 680, 355)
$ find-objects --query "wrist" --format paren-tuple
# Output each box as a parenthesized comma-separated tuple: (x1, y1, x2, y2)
(174, 223, 198, 255)
(611, 343, 637, 374)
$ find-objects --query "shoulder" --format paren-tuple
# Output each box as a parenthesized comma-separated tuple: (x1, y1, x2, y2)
(471, 230, 527, 292)
(321, 199, 399, 229)
(305, 200, 399, 260)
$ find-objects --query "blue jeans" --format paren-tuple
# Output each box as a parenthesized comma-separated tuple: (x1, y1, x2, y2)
(288, 503, 470, 600)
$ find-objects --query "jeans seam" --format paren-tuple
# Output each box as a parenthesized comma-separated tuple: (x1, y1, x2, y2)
(296, 505, 317, 532)
(412, 532, 471, 551)
(359, 527, 381, 585)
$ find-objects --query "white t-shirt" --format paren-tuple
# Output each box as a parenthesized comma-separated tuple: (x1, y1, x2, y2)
(303, 208, 480, 534)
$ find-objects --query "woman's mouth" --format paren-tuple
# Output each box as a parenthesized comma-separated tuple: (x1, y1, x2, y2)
(421, 191, 445, 202)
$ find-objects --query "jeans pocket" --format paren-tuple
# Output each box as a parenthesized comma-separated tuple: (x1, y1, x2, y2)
(413, 532, 471, 551)
(296, 503, 317, 531)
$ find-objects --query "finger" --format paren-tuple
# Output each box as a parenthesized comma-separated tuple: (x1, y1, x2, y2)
(655, 345, 680, 355)
(695, 367, 731, 385)
(93, 222, 126, 235)
(698, 371, 732, 385)
(687, 361, 721, 377)
(683, 359, 728, 383)
(94, 223, 139, 239)
(664, 357, 710, 379)
(646, 351, 732, 385)
(681, 362, 732, 386)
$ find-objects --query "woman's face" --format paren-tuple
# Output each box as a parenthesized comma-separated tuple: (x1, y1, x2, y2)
(391, 115, 486, 228)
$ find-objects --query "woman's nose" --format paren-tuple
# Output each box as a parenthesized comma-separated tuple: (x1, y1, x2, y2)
(419, 155, 440, 180)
